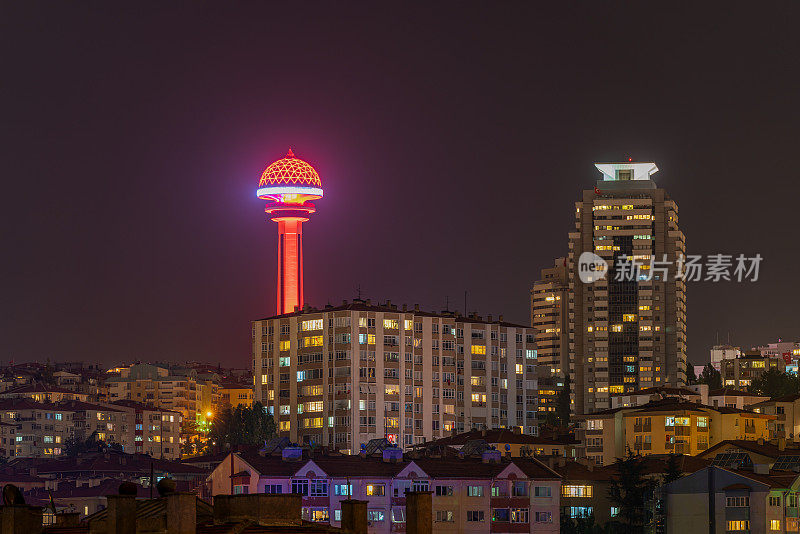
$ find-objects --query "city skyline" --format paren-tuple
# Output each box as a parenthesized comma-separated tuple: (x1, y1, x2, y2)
(3, 4, 800, 366)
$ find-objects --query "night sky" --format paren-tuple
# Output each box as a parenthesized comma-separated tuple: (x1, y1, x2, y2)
(3, 3, 799, 368)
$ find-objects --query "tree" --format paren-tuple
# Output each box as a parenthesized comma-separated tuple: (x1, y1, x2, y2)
(696, 364, 722, 390)
(607, 450, 657, 534)
(662, 454, 682, 484)
(685, 362, 697, 385)
(748, 368, 800, 399)
(208, 401, 276, 452)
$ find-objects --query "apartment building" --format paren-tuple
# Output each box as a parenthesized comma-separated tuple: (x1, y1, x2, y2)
(252, 299, 540, 453)
(710, 344, 742, 370)
(107, 364, 218, 425)
(0, 384, 89, 403)
(107, 400, 182, 459)
(530, 257, 570, 417)
(568, 162, 687, 415)
(0, 399, 181, 459)
(218, 382, 254, 409)
(208, 445, 561, 534)
(579, 398, 773, 466)
(750, 394, 800, 443)
(721, 353, 786, 389)
(665, 466, 800, 534)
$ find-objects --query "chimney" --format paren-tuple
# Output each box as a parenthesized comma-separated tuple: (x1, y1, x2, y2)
(499, 315, 504, 322)
(340, 499, 368, 534)
(488, 315, 493, 323)
(0, 505, 44, 534)
(386, 300, 392, 307)
(105, 495, 136, 534)
(343, 300, 348, 305)
(405, 491, 432, 534)
(166, 492, 196, 534)
(414, 304, 420, 312)
(366, 299, 372, 306)
(402, 304, 408, 312)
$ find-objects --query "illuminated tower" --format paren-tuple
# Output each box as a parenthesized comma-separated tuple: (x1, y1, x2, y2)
(257, 149, 323, 315)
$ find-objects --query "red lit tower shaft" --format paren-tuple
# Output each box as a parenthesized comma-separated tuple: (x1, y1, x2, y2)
(275, 217, 305, 314)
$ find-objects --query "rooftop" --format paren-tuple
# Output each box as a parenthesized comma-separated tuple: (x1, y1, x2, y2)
(256, 299, 529, 328)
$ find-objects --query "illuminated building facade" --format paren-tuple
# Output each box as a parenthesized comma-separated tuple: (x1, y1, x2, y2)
(257, 149, 323, 315)
(530, 257, 570, 418)
(252, 300, 540, 453)
(568, 162, 687, 414)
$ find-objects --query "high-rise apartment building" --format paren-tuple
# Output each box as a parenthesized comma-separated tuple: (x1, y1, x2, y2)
(530, 258, 570, 417)
(252, 300, 540, 454)
(568, 162, 687, 414)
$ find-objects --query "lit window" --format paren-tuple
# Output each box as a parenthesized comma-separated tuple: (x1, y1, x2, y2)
(279, 340, 290, 351)
(471, 345, 486, 355)
(516, 364, 523, 374)
(366, 484, 385, 496)
(301, 319, 323, 331)
(383, 319, 399, 330)
(303, 335, 323, 347)
(562, 485, 593, 498)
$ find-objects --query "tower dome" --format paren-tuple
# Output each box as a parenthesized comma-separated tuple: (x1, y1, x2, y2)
(257, 148, 323, 199)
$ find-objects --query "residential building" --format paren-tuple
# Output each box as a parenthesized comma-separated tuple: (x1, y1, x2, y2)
(609, 385, 768, 411)
(707, 388, 769, 410)
(0, 399, 181, 459)
(721, 353, 785, 389)
(106, 400, 182, 459)
(568, 162, 687, 415)
(0, 383, 89, 403)
(553, 455, 709, 526)
(665, 466, 800, 534)
(218, 382, 254, 409)
(611, 386, 701, 409)
(749, 394, 800, 443)
(253, 299, 540, 453)
(578, 398, 773, 466)
(413, 427, 579, 458)
(207, 444, 561, 534)
(531, 257, 570, 416)
(710, 344, 742, 370)
(106, 363, 212, 425)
